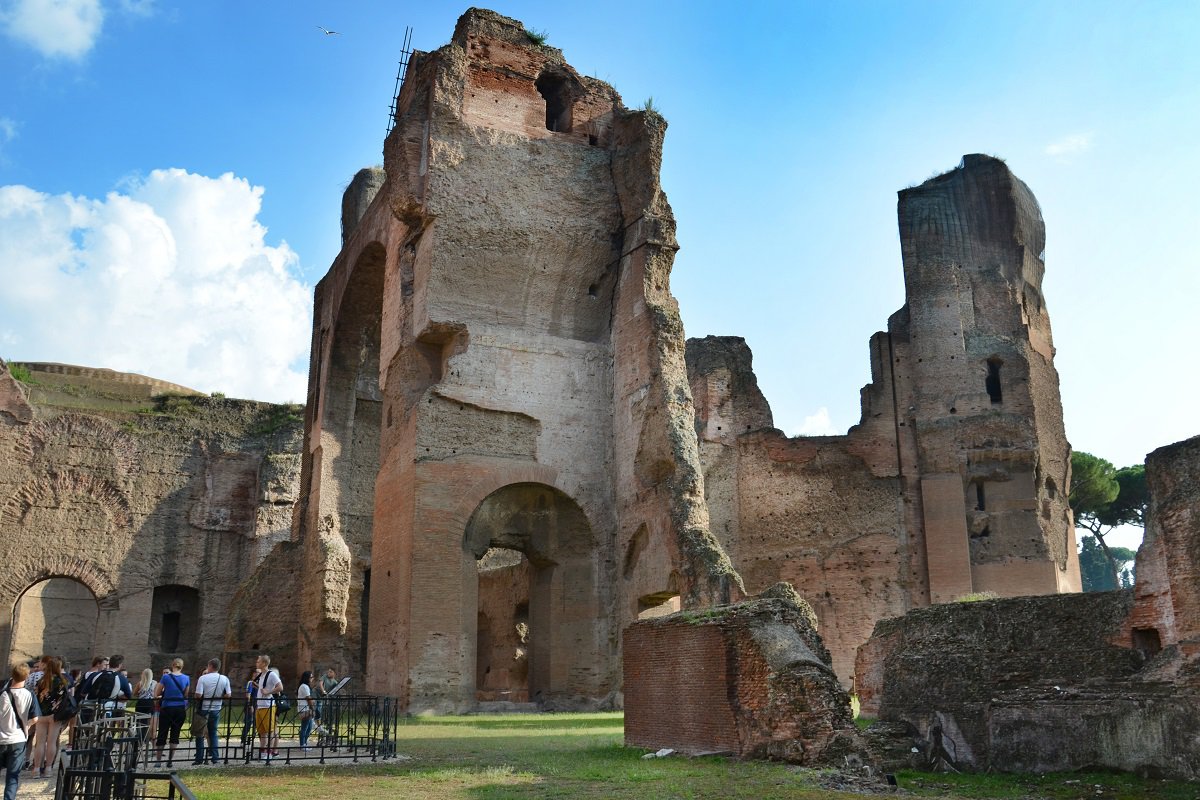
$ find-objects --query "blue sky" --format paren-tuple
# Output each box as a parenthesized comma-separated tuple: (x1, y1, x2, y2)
(3, 1, 1198, 549)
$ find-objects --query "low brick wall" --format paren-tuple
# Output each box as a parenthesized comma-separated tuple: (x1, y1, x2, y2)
(624, 594, 871, 765)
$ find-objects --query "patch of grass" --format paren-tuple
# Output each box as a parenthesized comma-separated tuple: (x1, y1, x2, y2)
(524, 28, 548, 46)
(180, 714, 1197, 800)
(640, 96, 660, 115)
(252, 403, 305, 435)
(7, 361, 33, 383)
(897, 769, 1198, 799)
(156, 393, 201, 416)
(184, 713, 851, 800)
(954, 591, 998, 602)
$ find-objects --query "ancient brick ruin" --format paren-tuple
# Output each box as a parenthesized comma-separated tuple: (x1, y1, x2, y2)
(264, 10, 1080, 717)
(9, 6, 1194, 777)
(687, 154, 1079, 684)
(288, 9, 738, 712)
(855, 434, 1200, 779)
(0, 362, 302, 676)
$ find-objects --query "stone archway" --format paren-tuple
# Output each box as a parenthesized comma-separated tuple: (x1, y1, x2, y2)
(10, 577, 99, 667)
(0, 557, 117, 669)
(463, 483, 600, 709)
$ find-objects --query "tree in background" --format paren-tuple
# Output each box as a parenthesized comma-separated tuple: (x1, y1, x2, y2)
(1078, 535, 1136, 590)
(1069, 451, 1148, 591)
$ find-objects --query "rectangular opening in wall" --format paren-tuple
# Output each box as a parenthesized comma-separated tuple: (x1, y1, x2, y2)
(986, 358, 1003, 404)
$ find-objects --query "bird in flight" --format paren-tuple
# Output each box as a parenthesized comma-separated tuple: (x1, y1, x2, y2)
(317, 26, 342, 36)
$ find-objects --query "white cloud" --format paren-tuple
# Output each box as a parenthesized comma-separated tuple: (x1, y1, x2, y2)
(791, 407, 839, 437)
(0, 169, 313, 402)
(1, 0, 105, 58)
(1044, 133, 1093, 159)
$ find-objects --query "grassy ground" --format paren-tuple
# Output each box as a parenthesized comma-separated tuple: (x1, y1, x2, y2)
(180, 713, 1198, 800)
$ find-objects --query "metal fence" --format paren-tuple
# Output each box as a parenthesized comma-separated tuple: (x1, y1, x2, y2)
(132, 694, 401, 767)
(56, 710, 195, 800)
(52, 695, 401, 798)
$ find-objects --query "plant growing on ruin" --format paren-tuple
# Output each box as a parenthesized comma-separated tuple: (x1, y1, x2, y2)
(252, 403, 304, 436)
(524, 28, 548, 46)
(953, 591, 998, 603)
(6, 362, 33, 384)
(640, 96, 660, 115)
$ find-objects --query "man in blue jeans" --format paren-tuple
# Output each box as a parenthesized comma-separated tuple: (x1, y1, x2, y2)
(1, 664, 41, 800)
(192, 659, 231, 766)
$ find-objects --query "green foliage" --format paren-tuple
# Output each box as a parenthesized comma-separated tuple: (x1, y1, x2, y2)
(640, 96, 660, 115)
(1103, 465, 1147, 528)
(1079, 535, 1136, 591)
(1069, 451, 1120, 518)
(7, 362, 33, 383)
(155, 393, 200, 416)
(953, 591, 998, 603)
(252, 403, 304, 436)
(524, 28, 548, 45)
(1070, 451, 1148, 590)
(210, 391, 226, 400)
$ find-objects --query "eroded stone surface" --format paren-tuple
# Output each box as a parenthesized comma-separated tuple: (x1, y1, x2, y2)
(687, 155, 1079, 686)
(0, 361, 302, 678)
(855, 434, 1200, 778)
(625, 596, 873, 767)
(284, 8, 738, 712)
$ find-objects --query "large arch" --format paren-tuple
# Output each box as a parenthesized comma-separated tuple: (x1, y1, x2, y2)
(9, 577, 99, 667)
(0, 557, 117, 668)
(462, 483, 600, 708)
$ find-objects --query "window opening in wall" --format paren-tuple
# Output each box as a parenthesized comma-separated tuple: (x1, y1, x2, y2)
(986, 358, 1003, 404)
(535, 71, 573, 132)
(975, 481, 986, 511)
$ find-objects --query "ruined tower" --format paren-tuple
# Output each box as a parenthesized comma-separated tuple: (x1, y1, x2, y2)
(686, 155, 1079, 685)
(889, 154, 1078, 601)
(296, 9, 737, 712)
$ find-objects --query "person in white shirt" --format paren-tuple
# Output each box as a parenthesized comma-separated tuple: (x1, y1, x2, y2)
(253, 656, 282, 762)
(1, 663, 41, 800)
(191, 659, 231, 766)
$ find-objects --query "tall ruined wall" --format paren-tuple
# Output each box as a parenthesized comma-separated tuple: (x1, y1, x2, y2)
(687, 156, 1077, 688)
(299, 9, 736, 713)
(686, 337, 904, 686)
(0, 360, 302, 680)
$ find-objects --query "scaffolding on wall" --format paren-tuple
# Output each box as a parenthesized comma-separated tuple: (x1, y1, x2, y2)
(386, 26, 415, 137)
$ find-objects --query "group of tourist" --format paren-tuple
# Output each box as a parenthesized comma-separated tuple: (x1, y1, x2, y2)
(1, 651, 344, 797)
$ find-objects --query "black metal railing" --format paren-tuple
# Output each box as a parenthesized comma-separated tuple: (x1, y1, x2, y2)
(57, 710, 196, 800)
(134, 694, 401, 767)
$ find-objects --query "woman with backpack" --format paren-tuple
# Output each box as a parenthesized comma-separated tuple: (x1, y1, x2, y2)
(152, 659, 189, 767)
(29, 657, 67, 778)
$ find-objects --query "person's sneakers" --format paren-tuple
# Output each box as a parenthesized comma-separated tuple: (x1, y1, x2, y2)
(192, 761, 203, 766)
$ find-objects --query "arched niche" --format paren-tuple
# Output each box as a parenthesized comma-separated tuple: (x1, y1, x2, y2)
(10, 577, 99, 667)
(462, 483, 598, 708)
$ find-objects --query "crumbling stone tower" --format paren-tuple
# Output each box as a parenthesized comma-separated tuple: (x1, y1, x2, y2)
(685, 155, 1079, 685)
(297, 9, 737, 711)
(888, 154, 1078, 600)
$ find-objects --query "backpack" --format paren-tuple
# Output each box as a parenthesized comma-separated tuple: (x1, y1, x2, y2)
(87, 670, 122, 702)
